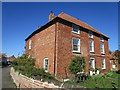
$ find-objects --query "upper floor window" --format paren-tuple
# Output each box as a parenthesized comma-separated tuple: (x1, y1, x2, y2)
(44, 58, 49, 72)
(90, 57, 95, 69)
(28, 40, 32, 50)
(72, 25, 80, 34)
(101, 59, 106, 69)
(89, 40, 94, 52)
(100, 36, 104, 42)
(89, 31, 93, 38)
(100, 42, 104, 54)
(72, 38, 80, 53)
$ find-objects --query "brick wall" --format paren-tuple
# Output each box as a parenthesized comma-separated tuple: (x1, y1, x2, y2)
(55, 20, 110, 76)
(10, 67, 61, 88)
(26, 24, 56, 74)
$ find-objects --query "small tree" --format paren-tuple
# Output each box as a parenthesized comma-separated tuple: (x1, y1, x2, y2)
(69, 56, 85, 75)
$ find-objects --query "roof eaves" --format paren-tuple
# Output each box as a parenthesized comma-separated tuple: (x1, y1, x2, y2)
(57, 12, 110, 39)
(25, 17, 58, 41)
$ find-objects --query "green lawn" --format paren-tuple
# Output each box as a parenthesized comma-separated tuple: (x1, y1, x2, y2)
(66, 71, 120, 88)
(104, 71, 120, 79)
(77, 74, 119, 88)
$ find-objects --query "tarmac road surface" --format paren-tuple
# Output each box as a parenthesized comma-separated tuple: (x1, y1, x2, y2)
(2, 66, 16, 89)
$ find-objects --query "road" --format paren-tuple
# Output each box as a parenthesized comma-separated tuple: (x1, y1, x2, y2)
(2, 66, 16, 89)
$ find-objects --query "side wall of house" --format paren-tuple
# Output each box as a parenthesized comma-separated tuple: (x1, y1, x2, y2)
(25, 24, 56, 74)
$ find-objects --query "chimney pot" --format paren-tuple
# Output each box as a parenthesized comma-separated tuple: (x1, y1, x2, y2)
(37, 26, 41, 29)
(49, 11, 55, 21)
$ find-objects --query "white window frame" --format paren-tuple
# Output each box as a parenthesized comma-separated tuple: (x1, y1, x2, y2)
(72, 25, 80, 34)
(88, 31, 93, 38)
(28, 40, 32, 50)
(44, 58, 49, 72)
(101, 59, 106, 69)
(72, 37, 80, 53)
(100, 42, 105, 54)
(89, 40, 94, 52)
(90, 57, 95, 69)
(100, 36, 104, 42)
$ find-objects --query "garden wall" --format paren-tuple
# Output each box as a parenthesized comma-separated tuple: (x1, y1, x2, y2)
(10, 67, 61, 88)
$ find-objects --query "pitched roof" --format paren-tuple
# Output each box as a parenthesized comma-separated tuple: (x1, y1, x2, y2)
(7, 55, 16, 61)
(57, 12, 109, 38)
(25, 12, 109, 41)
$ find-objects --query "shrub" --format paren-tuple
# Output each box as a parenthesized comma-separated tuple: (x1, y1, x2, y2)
(95, 67, 101, 72)
(12, 54, 57, 81)
(69, 56, 85, 82)
(89, 68, 95, 72)
(69, 56, 85, 75)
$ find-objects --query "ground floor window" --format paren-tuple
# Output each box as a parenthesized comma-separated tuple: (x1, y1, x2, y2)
(101, 59, 106, 69)
(90, 57, 95, 69)
(44, 58, 48, 72)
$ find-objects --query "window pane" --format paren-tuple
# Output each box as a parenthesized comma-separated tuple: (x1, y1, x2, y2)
(101, 59, 106, 69)
(73, 45, 78, 51)
(73, 38, 79, 45)
(44, 58, 48, 71)
(100, 36, 104, 41)
(90, 58, 95, 68)
(90, 40, 94, 52)
(89, 32, 93, 38)
(29, 40, 32, 49)
(100, 43, 104, 53)
(72, 38, 80, 52)
(72, 25, 79, 34)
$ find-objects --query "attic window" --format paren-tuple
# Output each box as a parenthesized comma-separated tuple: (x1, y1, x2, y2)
(100, 36, 104, 42)
(89, 31, 93, 38)
(72, 25, 80, 34)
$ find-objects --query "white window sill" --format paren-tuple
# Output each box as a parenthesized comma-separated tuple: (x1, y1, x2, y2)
(100, 40, 104, 42)
(90, 51, 94, 53)
(72, 31, 80, 35)
(72, 51, 81, 53)
(101, 53, 105, 55)
(45, 70, 48, 72)
(102, 68, 106, 69)
(89, 37, 93, 39)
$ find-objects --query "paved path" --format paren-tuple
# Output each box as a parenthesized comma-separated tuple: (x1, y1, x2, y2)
(2, 66, 16, 88)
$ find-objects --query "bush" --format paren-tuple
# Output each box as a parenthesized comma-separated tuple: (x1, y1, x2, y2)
(69, 56, 85, 75)
(116, 70, 120, 74)
(12, 54, 57, 81)
(69, 56, 86, 82)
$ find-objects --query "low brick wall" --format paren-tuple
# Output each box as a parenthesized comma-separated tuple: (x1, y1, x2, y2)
(10, 67, 61, 88)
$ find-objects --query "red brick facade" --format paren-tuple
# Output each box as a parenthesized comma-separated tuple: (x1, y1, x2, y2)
(25, 12, 110, 77)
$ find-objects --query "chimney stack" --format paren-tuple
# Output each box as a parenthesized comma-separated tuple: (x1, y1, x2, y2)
(49, 11, 55, 21)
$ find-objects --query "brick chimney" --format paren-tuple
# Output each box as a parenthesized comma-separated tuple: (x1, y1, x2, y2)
(49, 11, 55, 21)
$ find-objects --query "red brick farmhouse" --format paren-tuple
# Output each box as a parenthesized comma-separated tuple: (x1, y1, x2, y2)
(25, 12, 110, 77)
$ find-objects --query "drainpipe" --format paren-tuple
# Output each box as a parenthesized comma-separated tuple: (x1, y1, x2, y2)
(54, 21, 57, 76)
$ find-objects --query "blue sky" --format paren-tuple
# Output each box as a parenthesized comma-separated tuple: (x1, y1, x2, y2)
(2, 2, 118, 57)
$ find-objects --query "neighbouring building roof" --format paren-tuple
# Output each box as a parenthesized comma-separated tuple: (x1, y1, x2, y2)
(109, 52, 118, 60)
(25, 12, 109, 41)
(7, 55, 16, 62)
